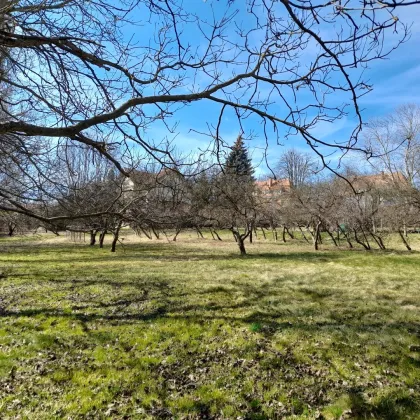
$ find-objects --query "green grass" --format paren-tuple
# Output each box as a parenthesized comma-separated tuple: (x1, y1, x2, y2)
(0, 231, 419, 419)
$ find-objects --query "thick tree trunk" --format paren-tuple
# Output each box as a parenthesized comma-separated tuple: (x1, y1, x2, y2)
(111, 221, 123, 252)
(237, 237, 246, 255)
(282, 225, 286, 243)
(172, 228, 182, 241)
(317, 228, 323, 244)
(313, 221, 322, 251)
(8, 222, 16, 236)
(89, 229, 98, 246)
(231, 228, 248, 255)
(99, 229, 107, 248)
(249, 228, 253, 243)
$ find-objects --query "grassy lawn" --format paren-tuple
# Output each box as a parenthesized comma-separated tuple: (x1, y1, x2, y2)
(0, 231, 419, 419)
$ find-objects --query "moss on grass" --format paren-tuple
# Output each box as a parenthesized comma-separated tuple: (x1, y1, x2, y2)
(0, 232, 419, 418)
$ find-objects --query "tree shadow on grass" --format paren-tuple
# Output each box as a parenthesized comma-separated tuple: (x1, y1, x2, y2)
(1, 278, 419, 418)
(1, 267, 418, 335)
(0, 306, 167, 325)
(1, 299, 419, 337)
(1, 248, 346, 265)
(347, 388, 419, 420)
(1, 240, 419, 418)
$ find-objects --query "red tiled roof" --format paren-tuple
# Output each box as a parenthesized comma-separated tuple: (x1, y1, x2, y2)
(350, 172, 408, 191)
(255, 178, 291, 192)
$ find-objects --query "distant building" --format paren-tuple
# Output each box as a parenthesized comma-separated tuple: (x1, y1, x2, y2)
(255, 178, 291, 198)
(349, 171, 408, 194)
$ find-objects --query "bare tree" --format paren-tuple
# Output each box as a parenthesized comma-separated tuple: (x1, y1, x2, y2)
(364, 104, 420, 187)
(275, 149, 315, 189)
(0, 210, 35, 236)
(0, 0, 419, 224)
(212, 172, 258, 255)
(363, 105, 420, 241)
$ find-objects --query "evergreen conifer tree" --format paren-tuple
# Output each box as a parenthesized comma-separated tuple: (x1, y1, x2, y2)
(225, 135, 254, 179)
(218, 134, 256, 255)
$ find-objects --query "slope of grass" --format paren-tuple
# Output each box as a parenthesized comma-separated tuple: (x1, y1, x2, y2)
(0, 232, 419, 419)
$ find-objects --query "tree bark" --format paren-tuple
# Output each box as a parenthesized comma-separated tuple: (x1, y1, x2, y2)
(361, 228, 371, 249)
(99, 229, 107, 248)
(317, 228, 323, 244)
(313, 221, 322, 251)
(111, 221, 123, 252)
(210, 229, 216, 240)
(398, 229, 412, 251)
(261, 227, 266, 240)
(89, 229, 98, 246)
(140, 227, 152, 240)
(325, 227, 338, 247)
(337, 224, 353, 249)
(353, 228, 370, 250)
(212, 229, 222, 241)
(8, 222, 16, 236)
(369, 231, 386, 250)
(173, 228, 182, 241)
(151, 226, 160, 239)
(285, 226, 294, 239)
(230, 228, 249, 255)
(238, 238, 246, 255)
(298, 225, 310, 243)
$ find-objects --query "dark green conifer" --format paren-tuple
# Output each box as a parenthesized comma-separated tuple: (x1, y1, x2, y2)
(225, 135, 254, 179)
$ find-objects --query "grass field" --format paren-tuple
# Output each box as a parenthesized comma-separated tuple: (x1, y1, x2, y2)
(0, 231, 420, 419)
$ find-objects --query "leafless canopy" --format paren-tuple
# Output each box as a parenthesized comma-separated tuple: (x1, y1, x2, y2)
(275, 148, 315, 188)
(0, 0, 419, 220)
(364, 104, 420, 186)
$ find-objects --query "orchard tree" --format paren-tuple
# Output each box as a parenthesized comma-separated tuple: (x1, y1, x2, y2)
(363, 105, 420, 240)
(0, 210, 35, 236)
(1, 0, 420, 225)
(214, 135, 257, 255)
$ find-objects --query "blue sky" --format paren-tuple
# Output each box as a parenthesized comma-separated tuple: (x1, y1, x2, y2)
(124, 1, 420, 176)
